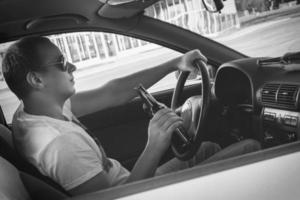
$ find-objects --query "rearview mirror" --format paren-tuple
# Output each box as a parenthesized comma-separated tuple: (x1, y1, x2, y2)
(98, 0, 134, 5)
(98, 0, 152, 6)
(202, 0, 224, 13)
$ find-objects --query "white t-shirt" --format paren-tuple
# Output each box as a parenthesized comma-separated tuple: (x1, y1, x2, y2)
(12, 100, 130, 191)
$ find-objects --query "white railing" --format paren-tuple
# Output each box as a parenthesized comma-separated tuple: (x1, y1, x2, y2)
(146, 0, 240, 37)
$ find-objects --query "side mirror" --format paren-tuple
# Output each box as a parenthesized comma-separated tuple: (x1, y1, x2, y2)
(202, 0, 224, 13)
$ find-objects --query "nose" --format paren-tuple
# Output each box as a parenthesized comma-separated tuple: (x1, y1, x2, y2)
(67, 62, 77, 73)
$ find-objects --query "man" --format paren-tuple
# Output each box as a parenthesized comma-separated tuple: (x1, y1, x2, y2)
(2, 36, 260, 196)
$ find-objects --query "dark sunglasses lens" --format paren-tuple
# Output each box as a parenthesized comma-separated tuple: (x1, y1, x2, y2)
(63, 58, 68, 71)
(60, 56, 68, 71)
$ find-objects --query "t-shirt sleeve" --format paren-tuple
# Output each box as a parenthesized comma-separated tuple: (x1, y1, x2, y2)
(39, 134, 105, 190)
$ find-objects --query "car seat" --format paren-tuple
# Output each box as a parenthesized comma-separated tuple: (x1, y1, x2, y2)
(0, 105, 69, 199)
(0, 156, 68, 200)
(0, 156, 31, 200)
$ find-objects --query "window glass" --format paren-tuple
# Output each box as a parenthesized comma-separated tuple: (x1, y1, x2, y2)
(103, 34, 117, 57)
(86, 34, 97, 58)
(145, 0, 300, 57)
(66, 35, 81, 63)
(0, 32, 187, 123)
(94, 33, 107, 59)
(76, 35, 89, 61)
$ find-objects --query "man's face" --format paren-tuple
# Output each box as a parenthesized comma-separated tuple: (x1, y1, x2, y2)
(35, 41, 76, 101)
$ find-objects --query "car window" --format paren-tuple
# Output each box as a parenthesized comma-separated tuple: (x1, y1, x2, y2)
(145, 0, 300, 57)
(0, 32, 200, 123)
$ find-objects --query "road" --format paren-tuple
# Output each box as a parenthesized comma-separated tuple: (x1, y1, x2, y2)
(216, 6, 300, 57)
(1, 7, 300, 122)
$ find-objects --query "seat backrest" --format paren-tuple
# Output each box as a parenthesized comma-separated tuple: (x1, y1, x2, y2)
(0, 156, 68, 200)
(0, 125, 20, 170)
(0, 124, 69, 199)
(0, 156, 31, 200)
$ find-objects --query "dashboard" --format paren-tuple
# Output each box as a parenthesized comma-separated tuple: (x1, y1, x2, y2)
(214, 58, 300, 147)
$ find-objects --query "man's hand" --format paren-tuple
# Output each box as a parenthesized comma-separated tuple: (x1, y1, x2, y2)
(147, 108, 183, 153)
(173, 49, 208, 75)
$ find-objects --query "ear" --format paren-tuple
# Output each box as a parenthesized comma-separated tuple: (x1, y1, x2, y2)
(26, 72, 44, 89)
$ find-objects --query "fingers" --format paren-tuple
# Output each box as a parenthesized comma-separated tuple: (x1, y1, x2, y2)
(151, 108, 183, 134)
(188, 50, 207, 74)
(190, 49, 207, 63)
(184, 49, 207, 64)
(165, 119, 183, 134)
(151, 108, 170, 124)
(148, 108, 184, 151)
(177, 49, 208, 74)
(160, 113, 183, 134)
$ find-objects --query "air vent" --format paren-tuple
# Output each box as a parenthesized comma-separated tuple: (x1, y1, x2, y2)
(277, 84, 299, 108)
(261, 83, 280, 105)
(261, 83, 299, 110)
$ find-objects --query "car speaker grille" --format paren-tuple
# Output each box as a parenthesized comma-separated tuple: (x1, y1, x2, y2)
(261, 83, 299, 110)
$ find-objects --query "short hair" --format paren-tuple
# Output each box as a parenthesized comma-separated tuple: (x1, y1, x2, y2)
(2, 36, 53, 99)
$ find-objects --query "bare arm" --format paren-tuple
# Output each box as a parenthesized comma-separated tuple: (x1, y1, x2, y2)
(70, 58, 176, 117)
(70, 50, 206, 117)
(126, 108, 183, 182)
(68, 144, 165, 196)
(67, 109, 183, 195)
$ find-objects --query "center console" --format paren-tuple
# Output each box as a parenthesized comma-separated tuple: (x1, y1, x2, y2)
(258, 83, 300, 147)
(262, 107, 299, 147)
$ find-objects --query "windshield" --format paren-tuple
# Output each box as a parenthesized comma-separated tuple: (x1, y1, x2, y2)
(145, 0, 300, 57)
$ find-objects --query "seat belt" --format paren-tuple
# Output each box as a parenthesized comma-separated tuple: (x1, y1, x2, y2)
(0, 105, 8, 128)
(70, 116, 113, 172)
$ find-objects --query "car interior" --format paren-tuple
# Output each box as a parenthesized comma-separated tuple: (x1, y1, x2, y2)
(1, 0, 300, 199)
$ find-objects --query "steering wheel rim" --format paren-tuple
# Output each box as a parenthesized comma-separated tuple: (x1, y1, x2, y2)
(171, 59, 211, 161)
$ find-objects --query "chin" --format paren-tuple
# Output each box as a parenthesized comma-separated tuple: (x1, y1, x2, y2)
(69, 88, 76, 96)
(64, 88, 76, 99)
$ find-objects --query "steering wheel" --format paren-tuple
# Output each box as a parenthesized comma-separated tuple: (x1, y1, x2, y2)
(171, 59, 211, 161)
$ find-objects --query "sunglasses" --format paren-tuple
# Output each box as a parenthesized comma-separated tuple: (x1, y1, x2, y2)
(40, 55, 68, 71)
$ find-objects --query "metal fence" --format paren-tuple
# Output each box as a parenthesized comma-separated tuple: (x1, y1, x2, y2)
(145, 0, 240, 37)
